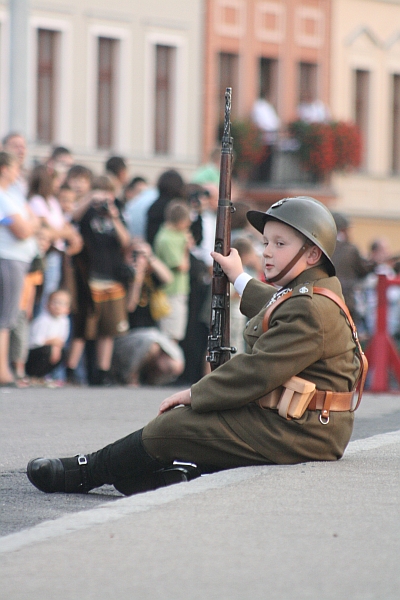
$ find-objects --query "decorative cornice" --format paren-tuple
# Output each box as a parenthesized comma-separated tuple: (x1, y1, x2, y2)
(345, 25, 382, 48)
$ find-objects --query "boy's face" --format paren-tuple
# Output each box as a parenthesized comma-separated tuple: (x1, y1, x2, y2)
(48, 292, 71, 317)
(175, 217, 191, 232)
(262, 220, 315, 286)
(67, 175, 91, 197)
(58, 189, 76, 214)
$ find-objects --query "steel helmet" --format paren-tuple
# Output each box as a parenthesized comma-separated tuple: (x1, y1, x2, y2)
(246, 196, 337, 276)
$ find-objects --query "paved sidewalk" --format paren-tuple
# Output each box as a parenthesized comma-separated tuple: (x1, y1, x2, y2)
(1, 388, 400, 599)
(1, 411, 400, 597)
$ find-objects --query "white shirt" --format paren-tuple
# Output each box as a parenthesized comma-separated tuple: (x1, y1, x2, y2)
(29, 194, 66, 251)
(251, 99, 281, 143)
(297, 100, 330, 123)
(0, 187, 38, 262)
(234, 272, 252, 296)
(190, 210, 217, 267)
(29, 312, 70, 349)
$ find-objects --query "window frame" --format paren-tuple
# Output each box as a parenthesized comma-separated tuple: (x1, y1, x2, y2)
(87, 24, 130, 152)
(29, 17, 72, 145)
(353, 68, 371, 171)
(391, 73, 400, 175)
(144, 32, 186, 157)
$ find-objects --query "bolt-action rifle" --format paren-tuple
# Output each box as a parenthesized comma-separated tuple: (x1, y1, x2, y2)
(206, 87, 237, 370)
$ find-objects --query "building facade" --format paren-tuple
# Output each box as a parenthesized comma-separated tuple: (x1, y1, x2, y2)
(0, 0, 204, 181)
(330, 0, 400, 252)
(202, 0, 332, 161)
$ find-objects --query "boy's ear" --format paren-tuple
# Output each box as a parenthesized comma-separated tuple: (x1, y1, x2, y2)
(306, 245, 322, 266)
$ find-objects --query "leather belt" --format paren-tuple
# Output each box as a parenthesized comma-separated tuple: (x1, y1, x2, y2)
(307, 390, 355, 412)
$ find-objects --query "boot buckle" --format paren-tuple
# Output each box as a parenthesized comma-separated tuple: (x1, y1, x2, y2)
(75, 454, 90, 493)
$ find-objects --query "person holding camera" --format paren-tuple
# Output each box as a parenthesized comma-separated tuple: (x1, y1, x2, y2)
(68, 176, 131, 385)
(111, 238, 185, 386)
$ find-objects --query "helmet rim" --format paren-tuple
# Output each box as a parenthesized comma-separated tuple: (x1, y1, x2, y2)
(246, 197, 337, 276)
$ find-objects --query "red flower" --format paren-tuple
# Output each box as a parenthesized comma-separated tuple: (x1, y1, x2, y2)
(289, 120, 363, 177)
(229, 119, 265, 175)
(332, 122, 362, 170)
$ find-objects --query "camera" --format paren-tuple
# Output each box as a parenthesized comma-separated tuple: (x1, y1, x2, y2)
(93, 198, 110, 216)
(189, 188, 211, 209)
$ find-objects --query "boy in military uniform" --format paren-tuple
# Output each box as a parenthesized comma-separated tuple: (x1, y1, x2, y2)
(27, 197, 366, 496)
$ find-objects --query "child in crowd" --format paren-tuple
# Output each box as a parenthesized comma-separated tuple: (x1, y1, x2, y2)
(153, 200, 192, 342)
(57, 182, 77, 222)
(65, 165, 93, 202)
(25, 289, 71, 379)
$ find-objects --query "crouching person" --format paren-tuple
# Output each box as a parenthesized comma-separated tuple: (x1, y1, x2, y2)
(27, 197, 367, 497)
(25, 289, 71, 379)
(111, 327, 184, 386)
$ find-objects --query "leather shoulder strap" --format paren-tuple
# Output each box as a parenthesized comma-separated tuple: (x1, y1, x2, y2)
(262, 291, 293, 333)
(261, 285, 368, 410)
(313, 287, 368, 410)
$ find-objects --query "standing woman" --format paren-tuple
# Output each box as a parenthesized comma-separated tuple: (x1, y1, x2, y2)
(0, 152, 39, 385)
(28, 164, 81, 313)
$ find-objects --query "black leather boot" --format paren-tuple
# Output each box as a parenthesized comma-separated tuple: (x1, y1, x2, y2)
(114, 463, 201, 496)
(26, 431, 156, 494)
(88, 429, 168, 493)
(27, 430, 201, 497)
(27, 454, 93, 494)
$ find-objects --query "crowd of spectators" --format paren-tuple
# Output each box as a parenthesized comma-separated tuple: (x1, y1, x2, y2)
(0, 131, 399, 389)
(0, 133, 261, 388)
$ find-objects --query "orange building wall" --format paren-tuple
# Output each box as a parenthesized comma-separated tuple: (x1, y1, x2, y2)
(203, 0, 332, 161)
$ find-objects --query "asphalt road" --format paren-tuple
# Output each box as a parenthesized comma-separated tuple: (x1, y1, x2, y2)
(1, 385, 400, 599)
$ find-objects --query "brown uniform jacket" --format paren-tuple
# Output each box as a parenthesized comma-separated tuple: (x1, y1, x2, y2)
(190, 265, 360, 463)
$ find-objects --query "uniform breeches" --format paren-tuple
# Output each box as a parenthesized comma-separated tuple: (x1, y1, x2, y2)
(142, 404, 354, 468)
(142, 406, 274, 472)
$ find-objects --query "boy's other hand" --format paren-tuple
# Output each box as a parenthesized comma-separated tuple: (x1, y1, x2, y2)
(210, 248, 244, 284)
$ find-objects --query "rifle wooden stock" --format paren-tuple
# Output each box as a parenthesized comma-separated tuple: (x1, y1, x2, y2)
(207, 87, 236, 370)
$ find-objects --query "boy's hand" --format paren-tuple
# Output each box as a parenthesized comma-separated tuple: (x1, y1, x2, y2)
(158, 389, 191, 415)
(210, 248, 244, 284)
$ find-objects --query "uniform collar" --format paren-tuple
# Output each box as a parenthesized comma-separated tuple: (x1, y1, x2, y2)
(285, 265, 329, 289)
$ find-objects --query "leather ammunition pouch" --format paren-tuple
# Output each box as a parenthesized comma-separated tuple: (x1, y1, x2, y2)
(257, 376, 355, 423)
(257, 376, 315, 419)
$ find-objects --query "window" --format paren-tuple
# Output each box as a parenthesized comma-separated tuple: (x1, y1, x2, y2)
(36, 29, 58, 143)
(391, 74, 400, 174)
(258, 57, 279, 107)
(298, 62, 318, 104)
(97, 37, 118, 149)
(354, 69, 370, 169)
(218, 52, 239, 122)
(154, 45, 175, 155)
